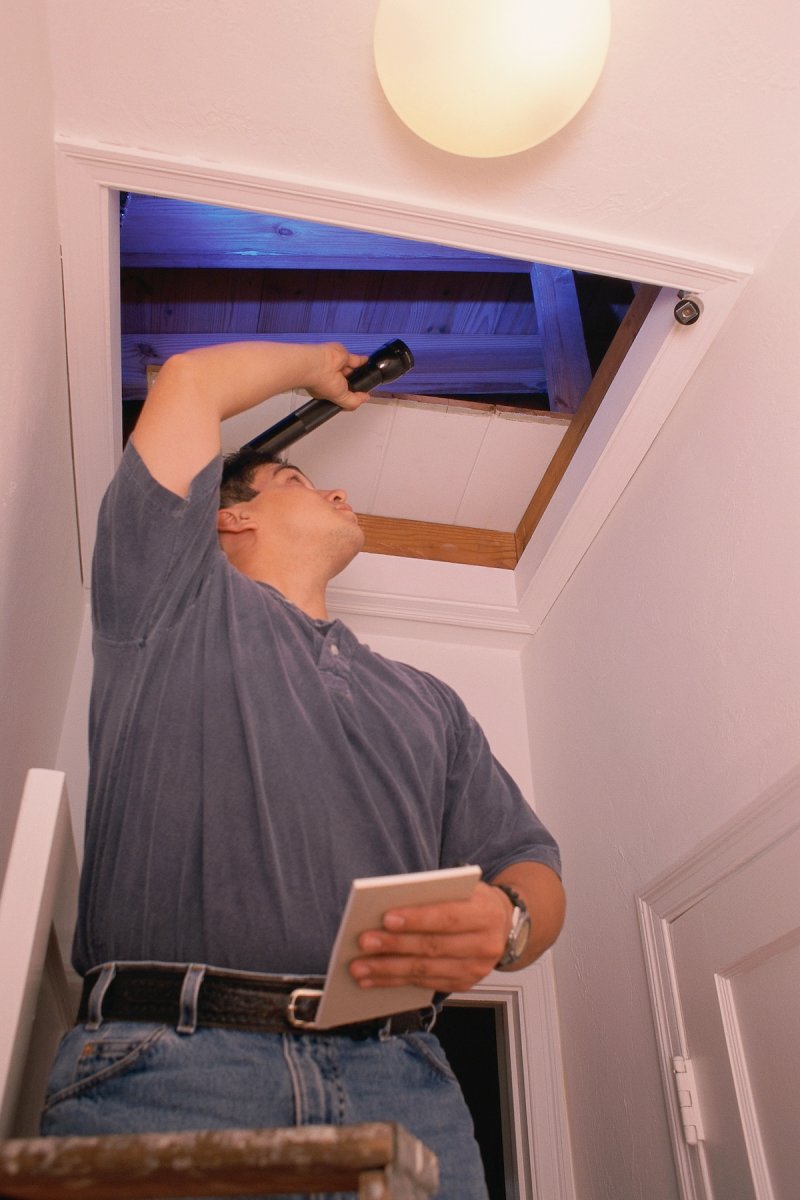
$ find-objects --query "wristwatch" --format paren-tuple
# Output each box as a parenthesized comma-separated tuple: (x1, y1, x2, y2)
(493, 883, 532, 968)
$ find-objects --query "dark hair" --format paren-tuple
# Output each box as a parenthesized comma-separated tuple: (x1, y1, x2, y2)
(219, 447, 282, 509)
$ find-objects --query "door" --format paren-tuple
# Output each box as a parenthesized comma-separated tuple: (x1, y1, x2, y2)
(639, 765, 800, 1200)
(671, 823, 800, 1199)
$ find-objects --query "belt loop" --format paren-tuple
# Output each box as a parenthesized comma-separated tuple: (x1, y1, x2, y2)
(422, 1004, 438, 1033)
(177, 964, 207, 1034)
(85, 964, 117, 1031)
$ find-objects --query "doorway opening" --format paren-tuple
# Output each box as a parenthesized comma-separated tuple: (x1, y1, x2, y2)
(438, 999, 517, 1200)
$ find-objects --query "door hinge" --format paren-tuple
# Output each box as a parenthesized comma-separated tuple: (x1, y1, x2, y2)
(672, 1055, 706, 1146)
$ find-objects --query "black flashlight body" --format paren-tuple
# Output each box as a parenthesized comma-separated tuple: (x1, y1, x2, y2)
(246, 338, 414, 456)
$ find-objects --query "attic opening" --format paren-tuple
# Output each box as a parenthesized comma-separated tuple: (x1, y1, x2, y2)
(118, 192, 657, 571)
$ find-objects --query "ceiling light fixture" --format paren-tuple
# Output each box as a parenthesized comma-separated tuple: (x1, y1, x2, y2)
(374, 0, 611, 158)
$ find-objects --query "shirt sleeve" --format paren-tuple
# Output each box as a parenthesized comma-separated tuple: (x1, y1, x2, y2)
(435, 677, 562, 881)
(91, 442, 224, 644)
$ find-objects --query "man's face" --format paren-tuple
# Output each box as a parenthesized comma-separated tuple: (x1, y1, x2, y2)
(244, 462, 365, 557)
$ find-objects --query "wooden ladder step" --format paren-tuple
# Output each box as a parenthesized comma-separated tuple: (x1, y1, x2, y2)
(0, 1122, 438, 1200)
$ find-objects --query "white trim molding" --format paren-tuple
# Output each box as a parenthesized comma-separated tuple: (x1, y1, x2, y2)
(515, 273, 748, 631)
(449, 954, 575, 1200)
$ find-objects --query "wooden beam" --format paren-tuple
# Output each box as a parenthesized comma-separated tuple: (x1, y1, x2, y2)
(530, 265, 592, 415)
(382, 391, 564, 420)
(358, 515, 518, 570)
(121, 196, 533, 273)
(120, 267, 538, 335)
(121, 332, 547, 401)
(514, 283, 661, 556)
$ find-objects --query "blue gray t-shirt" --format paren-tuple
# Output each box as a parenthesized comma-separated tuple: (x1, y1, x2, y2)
(73, 443, 561, 977)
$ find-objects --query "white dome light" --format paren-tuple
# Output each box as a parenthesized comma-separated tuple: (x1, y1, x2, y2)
(374, 0, 611, 158)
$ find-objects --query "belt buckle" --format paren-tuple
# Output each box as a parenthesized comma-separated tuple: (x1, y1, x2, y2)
(286, 986, 324, 1030)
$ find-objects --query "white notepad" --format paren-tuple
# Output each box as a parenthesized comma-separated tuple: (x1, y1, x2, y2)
(311, 864, 482, 1030)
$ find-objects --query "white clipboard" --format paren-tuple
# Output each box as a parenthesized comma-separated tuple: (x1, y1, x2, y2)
(306, 864, 481, 1030)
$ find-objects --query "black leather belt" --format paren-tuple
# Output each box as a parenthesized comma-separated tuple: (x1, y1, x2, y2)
(78, 964, 435, 1039)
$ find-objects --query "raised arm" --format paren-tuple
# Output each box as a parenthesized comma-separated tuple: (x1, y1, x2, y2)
(131, 341, 369, 497)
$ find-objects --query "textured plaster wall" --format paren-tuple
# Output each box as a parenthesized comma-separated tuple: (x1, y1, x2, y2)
(523, 206, 800, 1199)
(45, 0, 800, 269)
(0, 1, 83, 877)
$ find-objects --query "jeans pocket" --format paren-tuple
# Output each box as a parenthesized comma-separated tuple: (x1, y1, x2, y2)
(400, 1031, 459, 1084)
(43, 1023, 170, 1112)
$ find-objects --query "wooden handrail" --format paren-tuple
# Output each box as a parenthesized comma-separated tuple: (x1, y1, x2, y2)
(0, 1122, 438, 1200)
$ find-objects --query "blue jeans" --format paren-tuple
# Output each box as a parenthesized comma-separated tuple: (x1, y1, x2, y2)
(41, 1020, 489, 1200)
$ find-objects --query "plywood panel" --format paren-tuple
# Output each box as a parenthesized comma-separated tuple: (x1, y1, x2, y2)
(219, 392, 296, 455)
(371, 402, 489, 523)
(455, 413, 569, 530)
(289, 400, 396, 514)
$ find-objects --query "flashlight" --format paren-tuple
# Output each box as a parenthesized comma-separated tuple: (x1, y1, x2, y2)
(246, 338, 414, 455)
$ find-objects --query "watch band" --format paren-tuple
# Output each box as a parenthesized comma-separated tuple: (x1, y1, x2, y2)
(492, 883, 532, 968)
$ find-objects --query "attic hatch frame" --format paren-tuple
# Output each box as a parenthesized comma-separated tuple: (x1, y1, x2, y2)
(122, 194, 646, 572)
(55, 137, 749, 638)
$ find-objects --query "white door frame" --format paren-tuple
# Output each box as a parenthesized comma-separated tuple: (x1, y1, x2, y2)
(451, 954, 576, 1200)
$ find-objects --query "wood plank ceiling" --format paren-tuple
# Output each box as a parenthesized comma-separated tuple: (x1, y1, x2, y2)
(120, 195, 653, 569)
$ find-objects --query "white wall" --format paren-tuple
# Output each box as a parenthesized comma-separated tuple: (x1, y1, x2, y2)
(0, 1, 83, 878)
(523, 207, 800, 1199)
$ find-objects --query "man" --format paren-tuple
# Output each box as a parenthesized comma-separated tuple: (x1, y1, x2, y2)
(42, 341, 565, 1199)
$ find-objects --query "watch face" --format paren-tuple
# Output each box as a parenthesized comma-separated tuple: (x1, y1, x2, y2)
(509, 906, 531, 957)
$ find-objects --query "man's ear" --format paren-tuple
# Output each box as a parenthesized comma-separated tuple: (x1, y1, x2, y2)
(216, 506, 253, 534)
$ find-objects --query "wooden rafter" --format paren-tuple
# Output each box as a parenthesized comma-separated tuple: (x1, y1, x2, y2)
(358, 515, 518, 570)
(530, 264, 592, 415)
(514, 283, 661, 557)
(120, 198, 532, 273)
(122, 331, 547, 403)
